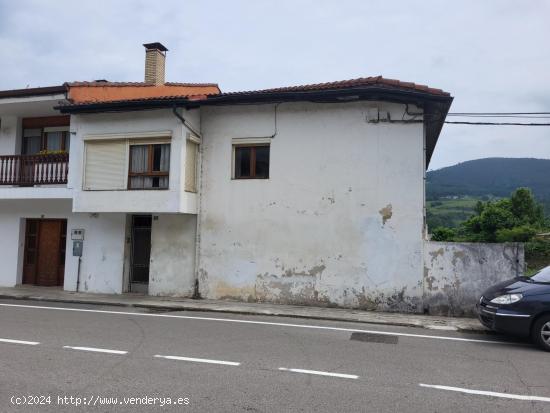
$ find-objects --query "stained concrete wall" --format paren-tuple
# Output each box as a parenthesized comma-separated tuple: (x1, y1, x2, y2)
(424, 241, 524, 316)
(149, 214, 197, 297)
(198, 101, 426, 311)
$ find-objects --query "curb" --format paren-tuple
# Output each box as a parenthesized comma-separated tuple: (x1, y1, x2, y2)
(0, 293, 488, 334)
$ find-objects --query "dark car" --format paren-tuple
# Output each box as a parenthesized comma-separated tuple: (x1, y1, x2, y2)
(477, 266, 550, 351)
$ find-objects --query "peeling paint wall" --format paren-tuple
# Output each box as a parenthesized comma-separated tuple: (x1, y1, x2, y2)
(424, 241, 524, 316)
(149, 214, 197, 297)
(198, 101, 426, 312)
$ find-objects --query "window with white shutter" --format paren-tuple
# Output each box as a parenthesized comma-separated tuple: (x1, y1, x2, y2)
(184, 139, 198, 193)
(83, 140, 127, 190)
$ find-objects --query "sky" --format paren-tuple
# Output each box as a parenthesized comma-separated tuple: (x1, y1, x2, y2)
(1, 0, 549, 170)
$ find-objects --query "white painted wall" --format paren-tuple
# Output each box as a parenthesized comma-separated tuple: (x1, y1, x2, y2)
(0, 115, 19, 155)
(64, 213, 127, 294)
(70, 109, 198, 213)
(198, 101, 426, 311)
(149, 214, 197, 296)
(0, 199, 72, 287)
(0, 199, 128, 294)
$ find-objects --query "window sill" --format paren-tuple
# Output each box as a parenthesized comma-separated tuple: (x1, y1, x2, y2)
(232, 177, 270, 180)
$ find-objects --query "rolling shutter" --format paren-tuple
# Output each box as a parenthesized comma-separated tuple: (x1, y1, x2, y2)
(84, 140, 127, 190)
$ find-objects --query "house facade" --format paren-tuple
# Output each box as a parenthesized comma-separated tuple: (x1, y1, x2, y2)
(0, 43, 454, 312)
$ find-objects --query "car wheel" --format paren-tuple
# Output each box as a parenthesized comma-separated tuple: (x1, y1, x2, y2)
(532, 315, 550, 352)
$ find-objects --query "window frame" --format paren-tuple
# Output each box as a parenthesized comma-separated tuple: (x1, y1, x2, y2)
(127, 143, 171, 190)
(232, 143, 270, 180)
(21, 117, 70, 155)
(22, 128, 70, 155)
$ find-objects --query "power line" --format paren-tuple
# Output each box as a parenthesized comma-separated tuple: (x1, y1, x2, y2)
(448, 115, 550, 119)
(448, 112, 550, 116)
(445, 121, 550, 126)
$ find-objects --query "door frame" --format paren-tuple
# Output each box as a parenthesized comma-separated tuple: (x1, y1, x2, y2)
(129, 214, 152, 293)
(22, 218, 67, 286)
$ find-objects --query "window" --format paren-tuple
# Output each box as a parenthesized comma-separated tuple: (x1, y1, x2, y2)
(23, 129, 42, 155)
(22, 116, 70, 154)
(84, 140, 127, 190)
(185, 139, 199, 192)
(128, 144, 170, 189)
(234, 145, 270, 179)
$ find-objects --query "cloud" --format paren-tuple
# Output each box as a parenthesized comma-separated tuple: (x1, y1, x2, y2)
(1, 0, 549, 169)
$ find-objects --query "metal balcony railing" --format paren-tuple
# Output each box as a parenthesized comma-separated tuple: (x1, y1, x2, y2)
(0, 153, 69, 185)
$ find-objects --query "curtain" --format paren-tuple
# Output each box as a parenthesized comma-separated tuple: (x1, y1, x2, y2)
(46, 131, 63, 151)
(23, 129, 42, 155)
(129, 176, 168, 189)
(130, 145, 148, 173)
(25, 137, 41, 155)
(160, 144, 170, 172)
(129, 144, 169, 189)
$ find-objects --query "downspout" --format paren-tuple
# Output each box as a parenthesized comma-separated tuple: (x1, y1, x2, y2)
(422, 110, 428, 314)
(172, 106, 201, 138)
(172, 106, 203, 299)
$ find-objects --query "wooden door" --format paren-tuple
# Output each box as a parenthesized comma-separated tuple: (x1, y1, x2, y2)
(22, 220, 39, 284)
(23, 219, 66, 286)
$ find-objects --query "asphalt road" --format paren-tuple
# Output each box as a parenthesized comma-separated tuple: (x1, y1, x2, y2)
(0, 299, 549, 412)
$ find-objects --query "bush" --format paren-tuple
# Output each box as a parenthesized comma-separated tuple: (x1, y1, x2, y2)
(431, 227, 456, 241)
(495, 225, 538, 242)
(525, 239, 550, 274)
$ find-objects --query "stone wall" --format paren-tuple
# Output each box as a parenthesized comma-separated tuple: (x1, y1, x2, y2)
(424, 241, 524, 316)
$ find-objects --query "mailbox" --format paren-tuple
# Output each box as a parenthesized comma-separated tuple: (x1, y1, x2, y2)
(73, 240, 83, 257)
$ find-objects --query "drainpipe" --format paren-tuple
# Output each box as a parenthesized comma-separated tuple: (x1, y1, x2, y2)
(172, 106, 202, 299)
(172, 106, 201, 138)
(76, 257, 82, 292)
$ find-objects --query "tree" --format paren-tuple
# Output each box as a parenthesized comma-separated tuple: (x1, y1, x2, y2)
(510, 188, 545, 226)
(456, 188, 546, 243)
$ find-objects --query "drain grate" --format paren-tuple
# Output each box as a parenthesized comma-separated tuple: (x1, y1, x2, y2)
(350, 332, 398, 344)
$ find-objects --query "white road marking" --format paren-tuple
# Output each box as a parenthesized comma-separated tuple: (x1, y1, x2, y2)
(0, 302, 503, 345)
(419, 384, 550, 403)
(154, 355, 240, 366)
(279, 367, 358, 379)
(0, 338, 40, 346)
(63, 346, 127, 355)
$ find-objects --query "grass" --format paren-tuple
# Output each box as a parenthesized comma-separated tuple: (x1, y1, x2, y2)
(427, 197, 481, 229)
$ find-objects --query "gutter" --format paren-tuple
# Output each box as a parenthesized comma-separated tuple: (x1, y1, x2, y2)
(0, 85, 67, 99)
(56, 87, 452, 114)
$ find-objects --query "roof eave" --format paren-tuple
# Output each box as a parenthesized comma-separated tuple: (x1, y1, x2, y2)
(57, 86, 451, 113)
(0, 85, 67, 99)
(56, 86, 452, 169)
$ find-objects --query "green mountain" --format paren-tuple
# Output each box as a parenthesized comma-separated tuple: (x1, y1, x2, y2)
(426, 158, 550, 229)
(427, 158, 550, 199)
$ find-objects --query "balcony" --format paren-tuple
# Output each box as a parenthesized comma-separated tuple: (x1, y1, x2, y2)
(0, 153, 69, 186)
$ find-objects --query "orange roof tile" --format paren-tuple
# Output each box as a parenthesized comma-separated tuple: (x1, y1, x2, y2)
(66, 81, 220, 103)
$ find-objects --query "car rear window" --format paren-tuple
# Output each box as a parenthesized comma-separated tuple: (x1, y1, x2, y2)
(531, 266, 550, 283)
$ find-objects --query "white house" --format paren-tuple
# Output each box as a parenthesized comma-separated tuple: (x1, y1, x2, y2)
(0, 43, 455, 312)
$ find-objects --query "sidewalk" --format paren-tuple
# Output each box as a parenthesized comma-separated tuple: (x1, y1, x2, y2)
(0, 286, 486, 333)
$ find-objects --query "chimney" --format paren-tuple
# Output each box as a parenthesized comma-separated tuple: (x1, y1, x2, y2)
(143, 42, 168, 85)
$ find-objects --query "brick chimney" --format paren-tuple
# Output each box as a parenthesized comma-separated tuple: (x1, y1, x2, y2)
(143, 42, 168, 85)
